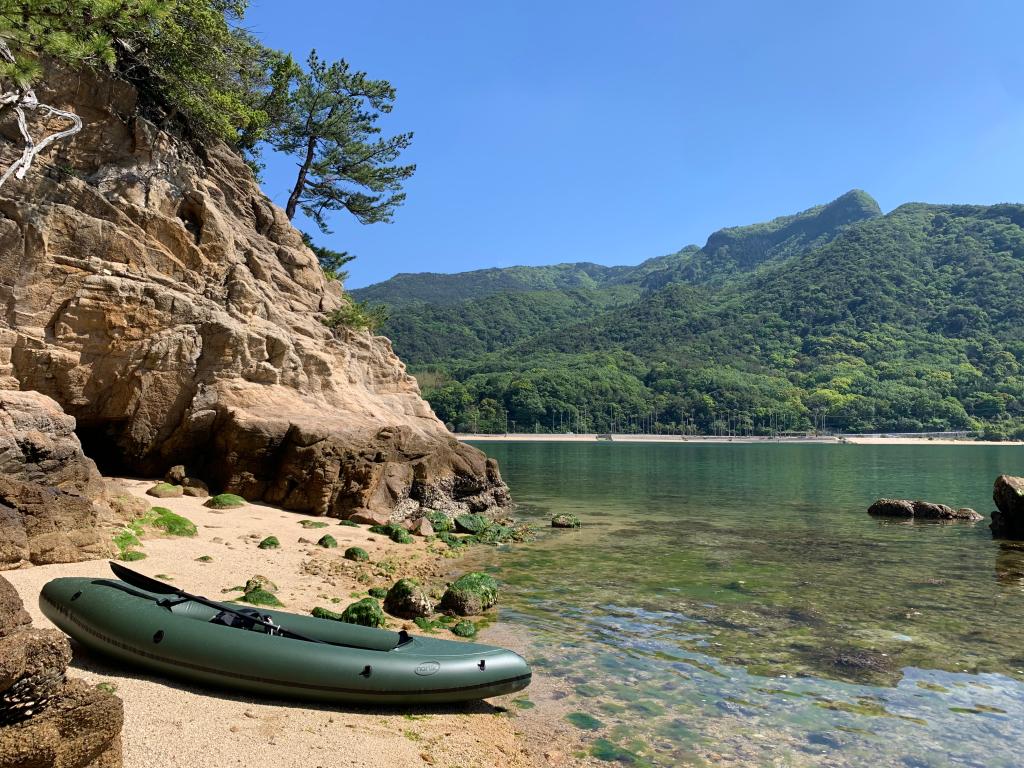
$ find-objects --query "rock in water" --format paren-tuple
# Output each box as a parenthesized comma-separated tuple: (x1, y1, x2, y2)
(0, 62, 509, 522)
(992, 475, 1024, 538)
(867, 499, 981, 521)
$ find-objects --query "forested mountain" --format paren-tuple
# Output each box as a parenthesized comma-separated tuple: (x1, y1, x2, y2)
(355, 191, 1024, 438)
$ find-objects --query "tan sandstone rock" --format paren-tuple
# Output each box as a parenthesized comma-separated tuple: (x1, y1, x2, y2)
(0, 64, 508, 521)
(0, 575, 123, 767)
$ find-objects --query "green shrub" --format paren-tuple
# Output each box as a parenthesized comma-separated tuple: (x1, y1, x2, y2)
(322, 299, 388, 332)
(367, 586, 388, 599)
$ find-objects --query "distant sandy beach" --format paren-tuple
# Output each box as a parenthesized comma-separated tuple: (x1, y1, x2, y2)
(458, 433, 1024, 446)
(4, 479, 577, 768)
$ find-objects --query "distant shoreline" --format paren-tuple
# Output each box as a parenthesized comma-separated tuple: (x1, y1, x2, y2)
(458, 433, 1024, 446)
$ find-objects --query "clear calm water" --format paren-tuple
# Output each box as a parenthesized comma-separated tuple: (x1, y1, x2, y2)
(465, 442, 1024, 767)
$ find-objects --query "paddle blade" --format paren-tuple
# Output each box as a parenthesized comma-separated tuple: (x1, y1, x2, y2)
(108, 561, 181, 595)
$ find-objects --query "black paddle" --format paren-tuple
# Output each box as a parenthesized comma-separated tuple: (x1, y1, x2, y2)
(108, 561, 326, 645)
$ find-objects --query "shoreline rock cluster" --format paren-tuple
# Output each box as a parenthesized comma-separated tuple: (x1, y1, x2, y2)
(0, 575, 123, 767)
(867, 498, 982, 521)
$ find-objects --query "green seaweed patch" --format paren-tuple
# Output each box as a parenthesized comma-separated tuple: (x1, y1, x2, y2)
(312, 606, 343, 621)
(413, 616, 442, 633)
(120, 551, 147, 562)
(239, 588, 282, 607)
(149, 507, 197, 537)
(589, 738, 650, 765)
(567, 712, 603, 730)
(95, 682, 118, 695)
(390, 527, 413, 544)
(551, 513, 582, 529)
(435, 531, 467, 550)
(154, 574, 173, 581)
(512, 698, 535, 710)
(317, 534, 338, 548)
(338, 519, 360, 527)
(340, 597, 387, 627)
(949, 704, 1007, 715)
(454, 513, 490, 534)
(424, 510, 453, 532)
(369, 523, 414, 544)
(205, 493, 247, 510)
(195, 555, 214, 563)
(299, 520, 329, 528)
(257, 536, 280, 549)
(450, 619, 477, 638)
(367, 586, 388, 599)
(344, 546, 369, 562)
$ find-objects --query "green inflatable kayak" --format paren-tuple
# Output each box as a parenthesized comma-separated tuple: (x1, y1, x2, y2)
(40, 571, 531, 704)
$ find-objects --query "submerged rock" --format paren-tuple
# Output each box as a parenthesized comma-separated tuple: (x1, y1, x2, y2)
(383, 578, 433, 619)
(992, 475, 1024, 539)
(867, 498, 981, 521)
(440, 572, 499, 616)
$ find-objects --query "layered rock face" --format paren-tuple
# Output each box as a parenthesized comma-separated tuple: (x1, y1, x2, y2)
(0, 390, 127, 569)
(0, 576, 123, 767)
(0, 66, 508, 520)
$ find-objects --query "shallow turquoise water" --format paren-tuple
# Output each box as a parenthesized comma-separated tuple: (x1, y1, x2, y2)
(466, 442, 1024, 767)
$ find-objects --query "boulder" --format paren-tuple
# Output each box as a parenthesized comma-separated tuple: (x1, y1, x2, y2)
(992, 475, 1024, 538)
(145, 483, 183, 499)
(347, 509, 391, 527)
(440, 573, 499, 616)
(164, 465, 188, 485)
(382, 578, 433, 619)
(405, 517, 434, 537)
(0, 63, 510, 523)
(0, 575, 123, 766)
(0, 391, 119, 569)
(867, 499, 981, 521)
(181, 478, 210, 498)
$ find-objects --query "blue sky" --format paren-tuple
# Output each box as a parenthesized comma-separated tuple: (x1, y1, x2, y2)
(244, 0, 1024, 288)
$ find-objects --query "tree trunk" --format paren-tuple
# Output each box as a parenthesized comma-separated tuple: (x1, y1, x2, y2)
(285, 133, 318, 220)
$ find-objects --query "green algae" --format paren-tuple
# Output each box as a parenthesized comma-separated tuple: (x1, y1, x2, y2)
(454, 513, 490, 534)
(450, 619, 477, 638)
(317, 534, 338, 548)
(339, 597, 387, 627)
(344, 546, 369, 562)
(299, 520, 329, 528)
(440, 572, 498, 615)
(566, 712, 603, 730)
(148, 507, 197, 537)
(367, 586, 388, 599)
(205, 493, 246, 509)
(257, 536, 280, 549)
(239, 588, 282, 607)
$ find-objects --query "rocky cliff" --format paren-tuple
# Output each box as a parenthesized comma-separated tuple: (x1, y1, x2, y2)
(0, 65, 508, 521)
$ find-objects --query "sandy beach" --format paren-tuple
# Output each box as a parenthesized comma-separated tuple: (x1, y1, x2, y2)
(458, 433, 1024, 446)
(3, 479, 581, 768)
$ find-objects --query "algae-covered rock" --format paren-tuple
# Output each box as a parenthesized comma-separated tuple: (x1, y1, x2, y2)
(435, 531, 467, 550)
(339, 598, 387, 627)
(338, 519, 360, 527)
(239, 588, 282, 607)
(389, 527, 413, 544)
(146, 483, 183, 498)
(450, 619, 477, 638)
(299, 520, 329, 529)
(149, 507, 198, 536)
(369, 523, 414, 544)
(424, 510, 453, 533)
(551, 513, 582, 528)
(205, 493, 247, 510)
(317, 534, 338, 548)
(454, 514, 490, 534)
(344, 546, 369, 562)
(257, 536, 280, 550)
(312, 606, 343, 621)
(440, 572, 499, 615)
(383, 578, 434, 619)
(244, 575, 278, 594)
(195, 555, 214, 563)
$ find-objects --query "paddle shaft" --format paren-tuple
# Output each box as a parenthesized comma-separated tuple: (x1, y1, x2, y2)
(108, 562, 326, 644)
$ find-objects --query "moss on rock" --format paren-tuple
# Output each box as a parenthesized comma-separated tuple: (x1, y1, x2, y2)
(239, 588, 282, 607)
(450, 619, 477, 638)
(424, 510, 453, 532)
(344, 546, 369, 562)
(339, 597, 387, 627)
(298, 519, 329, 528)
(205, 493, 247, 509)
(383, 578, 433, 618)
(551, 513, 582, 528)
(454, 513, 490, 534)
(257, 536, 280, 549)
(317, 534, 338, 548)
(440, 572, 499, 615)
(149, 507, 198, 537)
(146, 482, 183, 498)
